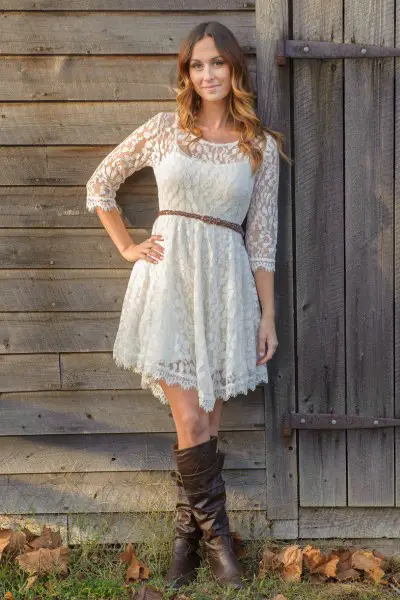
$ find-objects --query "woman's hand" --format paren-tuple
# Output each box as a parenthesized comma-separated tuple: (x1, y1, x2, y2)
(120, 234, 164, 264)
(256, 314, 278, 366)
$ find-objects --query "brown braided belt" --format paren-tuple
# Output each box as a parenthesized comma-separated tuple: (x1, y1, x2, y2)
(157, 209, 244, 238)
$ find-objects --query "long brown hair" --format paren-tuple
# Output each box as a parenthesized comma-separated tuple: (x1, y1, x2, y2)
(174, 21, 291, 174)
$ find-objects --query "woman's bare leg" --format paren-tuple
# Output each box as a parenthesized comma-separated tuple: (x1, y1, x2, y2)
(159, 380, 210, 449)
(208, 397, 224, 438)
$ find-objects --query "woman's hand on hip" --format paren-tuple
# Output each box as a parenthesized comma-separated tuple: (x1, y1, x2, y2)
(121, 234, 164, 264)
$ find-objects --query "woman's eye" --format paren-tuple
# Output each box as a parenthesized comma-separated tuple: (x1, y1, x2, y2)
(190, 61, 224, 69)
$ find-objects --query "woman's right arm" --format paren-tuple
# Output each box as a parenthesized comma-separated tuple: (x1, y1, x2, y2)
(86, 111, 164, 263)
(93, 206, 164, 263)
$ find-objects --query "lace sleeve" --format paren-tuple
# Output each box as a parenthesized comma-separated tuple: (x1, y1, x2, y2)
(245, 133, 280, 274)
(86, 111, 161, 213)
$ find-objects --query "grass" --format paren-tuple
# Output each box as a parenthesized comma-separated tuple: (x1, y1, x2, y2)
(1, 508, 400, 600)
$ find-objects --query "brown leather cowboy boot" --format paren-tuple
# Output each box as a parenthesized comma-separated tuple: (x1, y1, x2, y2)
(174, 436, 245, 589)
(163, 472, 203, 589)
(163, 440, 204, 590)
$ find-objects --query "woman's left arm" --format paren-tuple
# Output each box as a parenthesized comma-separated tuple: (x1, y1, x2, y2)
(244, 133, 280, 365)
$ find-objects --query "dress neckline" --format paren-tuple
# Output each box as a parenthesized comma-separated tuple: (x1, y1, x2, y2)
(174, 112, 240, 147)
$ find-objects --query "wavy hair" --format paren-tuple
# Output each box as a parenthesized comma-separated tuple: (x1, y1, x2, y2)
(173, 21, 291, 174)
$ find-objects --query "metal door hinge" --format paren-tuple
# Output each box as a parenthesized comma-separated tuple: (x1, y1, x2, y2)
(282, 410, 400, 437)
(276, 39, 400, 66)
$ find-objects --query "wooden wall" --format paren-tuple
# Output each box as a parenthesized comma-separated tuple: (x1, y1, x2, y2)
(2, 0, 397, 548)
(0, 2, 276, 543)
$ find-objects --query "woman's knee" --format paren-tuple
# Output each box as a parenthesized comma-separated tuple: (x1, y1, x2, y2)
(179, 408, 209, 439)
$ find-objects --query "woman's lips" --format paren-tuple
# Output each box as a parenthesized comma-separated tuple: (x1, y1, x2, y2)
(204, 85, 219, 90)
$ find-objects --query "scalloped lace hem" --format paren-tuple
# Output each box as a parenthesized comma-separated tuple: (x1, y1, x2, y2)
(86, 197, 121, 213)
(250, 259, 275, 273)
(113, 356, 269, 413)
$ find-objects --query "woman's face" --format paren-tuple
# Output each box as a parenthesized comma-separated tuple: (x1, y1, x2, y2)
(188, 36, 231, 103)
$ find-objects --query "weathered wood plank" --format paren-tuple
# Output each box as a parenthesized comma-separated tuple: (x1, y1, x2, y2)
(0, 354, 60, 392)
(0, 270, 130, 311)
(296, 537, 400, 557)
(69, 510, 270, 543)
(294, 1, 346, 508)
(300, 507, 400, 538)
(0, 187, 158, 228)
(0, 431, 266, 473)
(257, 0, 297, 522)
(0, 389, 265, 435)
(0, 469, 266, 513)
(61, 352, 145, 389)
(0, 312, 118, 353)
(0, 230, 150, 268)
(396, 1, 400, 508)
(0, 102, 177, 144)
(0, 13, 255, 55)
(2, 1, 253, 10)
(0, 147, 155, 186)
(345, 0, 395, 506)
(0, 56, 256, 101)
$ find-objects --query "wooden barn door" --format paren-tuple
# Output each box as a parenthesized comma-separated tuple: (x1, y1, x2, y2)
(269, 0, 399, 541)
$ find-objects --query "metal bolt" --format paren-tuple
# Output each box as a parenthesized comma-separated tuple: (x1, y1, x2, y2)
(374, 420, 379, 425)
(361, 48, 367, 55)
(303, 46, 310, 53)
(300, 418, 306, 423)
(331, 419, 337, 425)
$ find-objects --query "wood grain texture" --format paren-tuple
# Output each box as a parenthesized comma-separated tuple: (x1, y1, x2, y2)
(0, 312, 119, 353)
(0, 470, 266, 513)
(0, 388, 265, 434)
(0, 102, 177, 145)
(0, 13, 255, 55)
(0, 56, 256, 101)
(256, 0, 297, 523)
(2, 1, 253, 10)
(300, 508, 400, 538)
(0, 187, 158, 228)
(345, 0, 395, 506)
(0, 270, 131, 311)
(0, 354, 60, 392)
(0, 147, 155, 186)
(0, 431, 266, 474)
(0, 230, 151, 268)
(294, 0, 346, 508)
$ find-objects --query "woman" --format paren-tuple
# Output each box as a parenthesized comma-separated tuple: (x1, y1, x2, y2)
(86, 21, 290, 591)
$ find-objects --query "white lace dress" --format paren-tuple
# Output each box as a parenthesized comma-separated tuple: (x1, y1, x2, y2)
(86, 110, 279, 413)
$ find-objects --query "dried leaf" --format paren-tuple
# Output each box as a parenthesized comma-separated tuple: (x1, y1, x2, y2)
(302, 544, 339, 578)
(335, 568, 361, 582)
(276, 545, 303, 582)
(258, 547, 284, 578)
(0, 530, 27, 559)
(351, 549, 385, 584)
(15, 546, 69, 577)
(0, 530, 13, 557)
(27, 526, 62, 551)
(120, 543, 151, 583)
